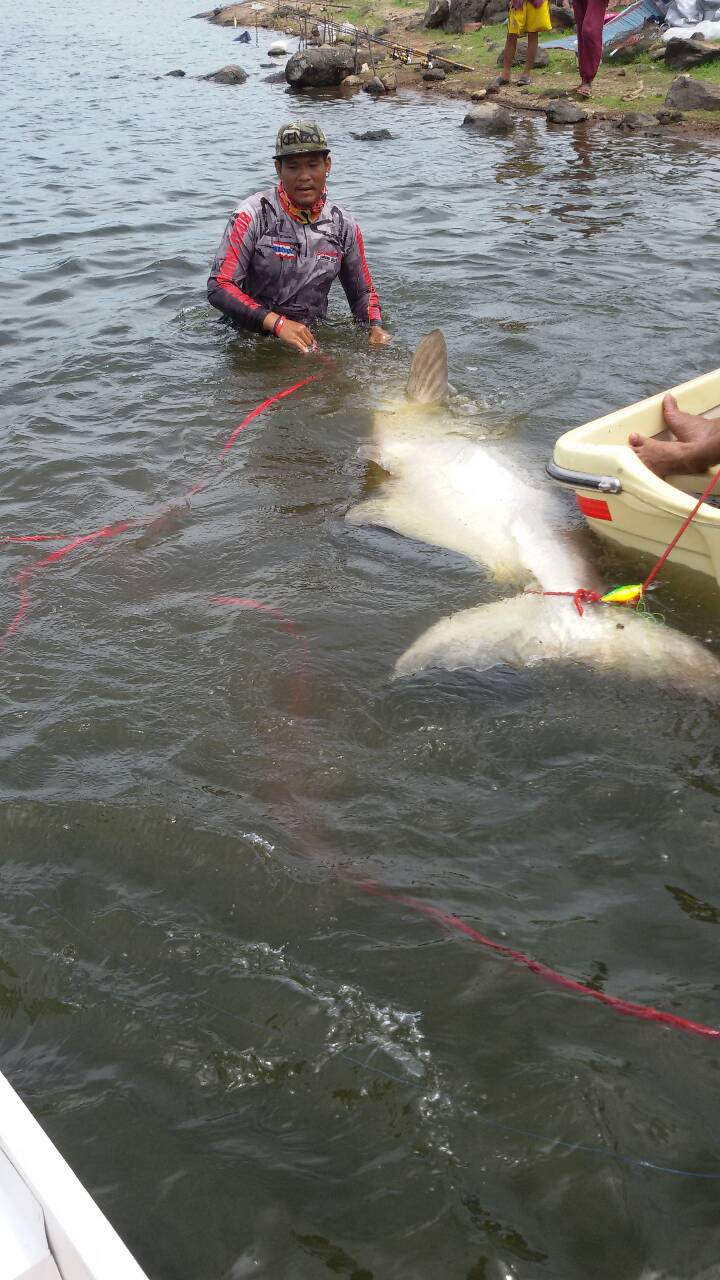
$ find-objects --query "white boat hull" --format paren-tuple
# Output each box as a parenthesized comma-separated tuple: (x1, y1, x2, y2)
(548, 368, 720, 586)
(0, 1070, 148, 1280)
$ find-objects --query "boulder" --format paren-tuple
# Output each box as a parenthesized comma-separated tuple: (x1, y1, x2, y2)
(423, 66, 446, 79)
(664, 36, 720, 70)
(461, 102, 516, 132)
(424, 0, 450, 26)
(235, 30, 251, 42)
(285, 44, 356, 87)
(351, 128, 394, 139)
(380, 71, 398, 91)
(546, 97, 587, 122)
(341, 74, 365, 86)
(268, 40, 289, 54)
(616, 110, 661, 130)
(470, 88, 488, 99)
(201, 64, 248, 83)
(447, 0, 508, 30)
(363, 75, 387, 94)
(497, 40, 549, 66)
(373, 24, 391, 35)
(263, 70, 287, 83)
(665, 72, 720, 110)
(165, 69, 186, 77)
(655, 107, 683, 123)
(550, 1, 575, 26)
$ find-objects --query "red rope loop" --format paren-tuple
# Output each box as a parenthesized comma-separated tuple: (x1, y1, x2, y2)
(526, 587, 603, 616)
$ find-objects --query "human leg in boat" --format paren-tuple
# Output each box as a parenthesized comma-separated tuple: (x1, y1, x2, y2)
(629, 394, 720, 477)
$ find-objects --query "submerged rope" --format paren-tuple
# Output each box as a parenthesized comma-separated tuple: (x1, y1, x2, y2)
(359, 883, 720, 1041)
(0, 376, 319, 648)
(23, 886, 720, 1183)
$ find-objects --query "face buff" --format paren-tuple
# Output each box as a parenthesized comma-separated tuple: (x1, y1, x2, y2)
(278, 183, 327, 224)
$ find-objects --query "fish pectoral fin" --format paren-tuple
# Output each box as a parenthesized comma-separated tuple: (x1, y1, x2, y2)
(345, 490, 424, 539)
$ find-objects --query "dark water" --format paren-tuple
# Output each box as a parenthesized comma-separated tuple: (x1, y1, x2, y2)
(2, 3, 720, 1277)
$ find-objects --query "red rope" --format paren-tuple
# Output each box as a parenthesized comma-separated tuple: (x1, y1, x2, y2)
(0, 521, 134, 650)
(209, 594, 303, 637)
(526, 587, 603, 616)
(0, 377, 319, 648)
(359, 883, 720, 1041)
(642, 466, 720, 593)
(220, 376, 319, 458)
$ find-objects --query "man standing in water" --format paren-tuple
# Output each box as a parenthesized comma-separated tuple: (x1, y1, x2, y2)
(208, 120, 392, 354)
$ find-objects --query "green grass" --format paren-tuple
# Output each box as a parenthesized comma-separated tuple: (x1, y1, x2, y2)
(684, 57, 720, 81)
(341, 0, 375, 24)
(326, 0, 720, 119)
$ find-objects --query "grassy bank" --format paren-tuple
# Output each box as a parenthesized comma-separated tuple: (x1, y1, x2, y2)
(209, 0, 720, 132)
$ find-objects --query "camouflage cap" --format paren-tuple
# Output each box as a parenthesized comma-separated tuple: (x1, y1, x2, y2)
(274, 120, 330, 159)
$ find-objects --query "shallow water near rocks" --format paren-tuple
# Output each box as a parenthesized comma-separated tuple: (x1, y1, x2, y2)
(2, 3, 720, 1278)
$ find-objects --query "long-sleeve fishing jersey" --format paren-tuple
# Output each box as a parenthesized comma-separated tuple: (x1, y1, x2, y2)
(207, 185, 382, 333)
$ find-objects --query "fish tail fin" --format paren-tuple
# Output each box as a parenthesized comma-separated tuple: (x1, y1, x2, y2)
(405, 329, 449, 405)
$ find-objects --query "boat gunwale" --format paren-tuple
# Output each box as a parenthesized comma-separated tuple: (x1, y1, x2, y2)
(551, 367, 720, 526)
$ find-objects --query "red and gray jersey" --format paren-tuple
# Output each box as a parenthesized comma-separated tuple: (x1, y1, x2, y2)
(207, 186, 382, 333)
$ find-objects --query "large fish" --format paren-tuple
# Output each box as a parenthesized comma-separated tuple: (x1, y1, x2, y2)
(347, 330, 720, 691)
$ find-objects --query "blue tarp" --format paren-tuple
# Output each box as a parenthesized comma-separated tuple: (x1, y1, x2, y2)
(542, 0, 665, 50)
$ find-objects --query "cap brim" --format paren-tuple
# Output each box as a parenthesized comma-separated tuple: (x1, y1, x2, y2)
(274, 146, 330, 159)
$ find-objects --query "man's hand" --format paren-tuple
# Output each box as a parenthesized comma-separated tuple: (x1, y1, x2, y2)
(263, 312, 318, 354)
(369, 326, 392, 347)
(277, 319, 318, 354)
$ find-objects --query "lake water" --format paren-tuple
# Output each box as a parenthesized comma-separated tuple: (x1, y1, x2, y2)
(2, 2, 720, 1277)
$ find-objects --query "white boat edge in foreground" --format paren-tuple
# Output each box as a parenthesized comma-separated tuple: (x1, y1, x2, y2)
(0, 1068, 149, 1280)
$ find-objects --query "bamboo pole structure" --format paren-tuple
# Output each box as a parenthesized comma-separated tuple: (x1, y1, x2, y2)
(364, 26, 377, 73)
(279, 4, 476, 71)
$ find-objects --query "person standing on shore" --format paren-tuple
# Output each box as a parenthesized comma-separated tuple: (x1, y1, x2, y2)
(491, 0, 552, 89)
(571, 0, 608, 97)
(207, 120, 391, 354)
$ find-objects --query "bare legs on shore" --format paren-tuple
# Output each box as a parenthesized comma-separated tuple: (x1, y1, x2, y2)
(495, 31, 539, 86)
(629, 394, 720, 477)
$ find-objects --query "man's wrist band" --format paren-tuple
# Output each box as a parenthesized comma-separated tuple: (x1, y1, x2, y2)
(273, 316, 286, 338)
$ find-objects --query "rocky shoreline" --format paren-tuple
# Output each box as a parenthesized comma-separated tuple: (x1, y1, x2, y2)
(192, 1, 720, 137)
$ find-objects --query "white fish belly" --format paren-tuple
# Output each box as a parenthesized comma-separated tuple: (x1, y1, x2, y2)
(348, 433, 586, 587)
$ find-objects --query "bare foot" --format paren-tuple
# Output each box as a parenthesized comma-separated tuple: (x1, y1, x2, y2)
(628, 432, 691, 478)
(662, 392, 715, 445)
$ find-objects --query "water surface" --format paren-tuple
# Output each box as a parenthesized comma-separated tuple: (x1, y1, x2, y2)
(2, 3, 720, 1277)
